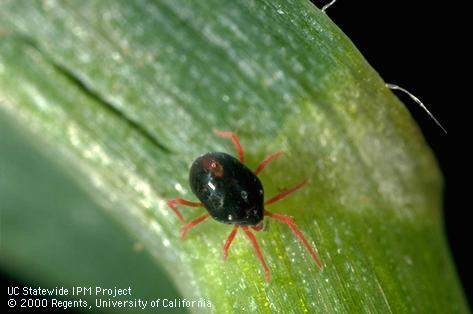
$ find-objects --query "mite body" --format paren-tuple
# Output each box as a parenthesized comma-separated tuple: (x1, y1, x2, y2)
(167, 130, 322, 282)
(189, 152, 264, 226)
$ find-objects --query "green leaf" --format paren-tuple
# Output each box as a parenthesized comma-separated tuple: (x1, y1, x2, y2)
(0, 114, 184, 313)
(0, 0, 467, 312)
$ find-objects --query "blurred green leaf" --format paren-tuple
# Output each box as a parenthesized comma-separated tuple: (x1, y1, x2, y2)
(0, 113, 185, 314)
(0, 0, 467, 313)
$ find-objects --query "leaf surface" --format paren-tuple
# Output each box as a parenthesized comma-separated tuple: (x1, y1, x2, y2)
(0, 0, 466, 312)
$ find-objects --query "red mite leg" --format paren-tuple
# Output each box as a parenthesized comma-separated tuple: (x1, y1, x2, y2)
(180, 213, 210, 239)
(214, 129, 245, 164)
(254, 151, 284, 175)
(166, 199, 202, 223)
(264, 179, 308, 206)
(242, 226, 270, 282)
(223, 225, 239, 260)
(264, 210, 322, 268)
(251, 222, 263, 232)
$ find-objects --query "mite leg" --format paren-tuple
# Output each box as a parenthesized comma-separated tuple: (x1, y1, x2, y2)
(264, 179, 308, 206)
(166, 198, 202, 223)
(254, 151, 284, 175)
(180, 213, 210, 239)
(214, 129, 245, 163)
(251, 222, 263, 232)
(223, 225, 239, 260)
(264, 210, 322, 268)
(242, 226, 270, 282)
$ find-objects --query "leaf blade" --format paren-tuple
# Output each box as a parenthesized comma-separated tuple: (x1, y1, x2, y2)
(0, 0, 466, 312)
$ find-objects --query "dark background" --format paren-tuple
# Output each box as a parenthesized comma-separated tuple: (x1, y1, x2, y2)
(2, 0, 466, 310)
(311, 0, 466, 305)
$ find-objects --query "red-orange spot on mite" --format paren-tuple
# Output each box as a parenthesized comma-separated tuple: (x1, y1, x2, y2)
(201, 157, 224, 177)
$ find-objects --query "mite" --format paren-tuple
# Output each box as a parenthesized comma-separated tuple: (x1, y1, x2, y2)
(167, 130, 322, 282)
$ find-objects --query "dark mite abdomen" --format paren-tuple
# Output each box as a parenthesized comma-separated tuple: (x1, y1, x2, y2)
(189, 152, 264, 225)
